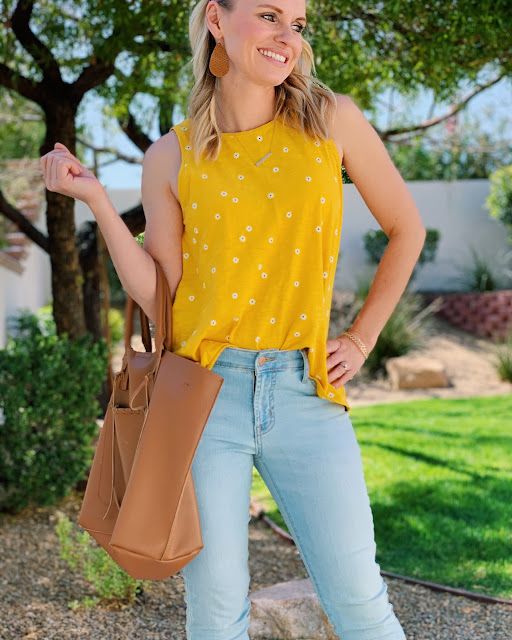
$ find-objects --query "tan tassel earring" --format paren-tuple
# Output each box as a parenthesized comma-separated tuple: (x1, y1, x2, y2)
(209, 41, 229, 77)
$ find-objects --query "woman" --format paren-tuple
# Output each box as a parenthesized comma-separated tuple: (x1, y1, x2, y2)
(41, 0, 425, 637)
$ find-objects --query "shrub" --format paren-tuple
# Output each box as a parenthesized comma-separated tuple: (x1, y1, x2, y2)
(486, 164, 512, 244)
(0, 311, 106, 514)
(362, 291, 429, 377)
(363, 228, 439, 276)
(37, 303, 125, 347)
(55, 511, 150, 609)
(494, 328, 512, 384)
(451, 246, 499, 291)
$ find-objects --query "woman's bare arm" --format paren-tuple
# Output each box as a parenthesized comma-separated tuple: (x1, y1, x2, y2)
(331, 94, 427, 351)
(87, 130, 184, 325)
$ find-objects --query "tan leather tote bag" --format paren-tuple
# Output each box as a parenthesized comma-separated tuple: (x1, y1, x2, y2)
(78, 259, 224, 580)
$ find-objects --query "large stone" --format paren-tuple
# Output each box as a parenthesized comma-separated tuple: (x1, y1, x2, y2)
(385, 355, 449, 389)
(249, 578, 338, 640)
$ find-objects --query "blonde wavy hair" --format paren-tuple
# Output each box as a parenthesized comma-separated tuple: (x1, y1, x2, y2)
(186, 0, 337, 163)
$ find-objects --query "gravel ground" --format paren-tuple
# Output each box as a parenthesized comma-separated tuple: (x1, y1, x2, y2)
(1, 492, 511, 640)
(2, 305, 510, 639)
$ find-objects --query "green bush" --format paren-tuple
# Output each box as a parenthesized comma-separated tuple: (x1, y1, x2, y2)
(37, 303, 125, 347)
(451, 246, 499, 291)
(55, 512, 150, 609)
(363, 228, 439, 279)
(363, 291, 428, 376)
(494, 328, 512, 383)
(486, 164, 512, 244)
(108, 307, 124, 346)
(0, 311, 107, 514)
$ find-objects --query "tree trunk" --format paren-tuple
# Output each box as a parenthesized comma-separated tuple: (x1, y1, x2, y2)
(41, 108, 87, 340)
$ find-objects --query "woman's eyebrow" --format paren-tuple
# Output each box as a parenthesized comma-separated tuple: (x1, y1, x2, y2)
(256, 3, 307, 23)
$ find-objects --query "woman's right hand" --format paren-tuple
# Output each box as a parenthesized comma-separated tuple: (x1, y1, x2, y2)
(40, 142, 107, 207)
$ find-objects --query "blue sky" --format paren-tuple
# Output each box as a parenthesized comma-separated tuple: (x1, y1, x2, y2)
(80, 78, 512, 191)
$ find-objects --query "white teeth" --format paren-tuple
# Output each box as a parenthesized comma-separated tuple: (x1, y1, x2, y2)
(258, 49, 286, 63)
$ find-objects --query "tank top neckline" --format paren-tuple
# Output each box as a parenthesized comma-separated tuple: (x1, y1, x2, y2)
(219, 116, 278, 138)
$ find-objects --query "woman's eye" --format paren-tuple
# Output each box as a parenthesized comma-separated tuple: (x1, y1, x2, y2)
(261, 13, 305, 33)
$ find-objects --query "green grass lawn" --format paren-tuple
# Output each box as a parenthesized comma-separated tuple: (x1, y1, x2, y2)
(250, 394, 512, 599)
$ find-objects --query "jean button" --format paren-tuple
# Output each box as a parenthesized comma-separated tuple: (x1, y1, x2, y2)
(258, 356, 266, 365)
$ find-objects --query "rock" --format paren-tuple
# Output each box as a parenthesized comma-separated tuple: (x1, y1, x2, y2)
(385, 355, 449, 389)
(249, 578, 339, 640)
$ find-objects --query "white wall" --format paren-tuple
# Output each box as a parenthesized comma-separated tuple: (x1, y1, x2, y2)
(335, 179, 509, 292)
(1, 179, 510, 348)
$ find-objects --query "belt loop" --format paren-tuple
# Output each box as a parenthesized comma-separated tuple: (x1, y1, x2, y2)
(300, 348, 309, 383)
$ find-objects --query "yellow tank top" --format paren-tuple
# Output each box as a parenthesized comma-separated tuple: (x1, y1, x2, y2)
(169, 114, 349, 411)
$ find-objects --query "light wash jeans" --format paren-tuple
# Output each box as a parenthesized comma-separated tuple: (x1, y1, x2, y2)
(181, 346, 407, 640)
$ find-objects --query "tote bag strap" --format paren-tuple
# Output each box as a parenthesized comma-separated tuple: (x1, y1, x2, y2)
(123, 259, 173, 355)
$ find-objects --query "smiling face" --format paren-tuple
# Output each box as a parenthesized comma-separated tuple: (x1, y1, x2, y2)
(206, 0, 307, 85)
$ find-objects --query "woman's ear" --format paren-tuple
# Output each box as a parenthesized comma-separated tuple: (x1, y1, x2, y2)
(205, 0, 224, 40)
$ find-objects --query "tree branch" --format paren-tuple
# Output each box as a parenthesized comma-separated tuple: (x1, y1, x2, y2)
(378, 74, 507, 140)
(11, 0, 62, 83)
(0, 62, 41, 102)
(0, 190, 50, 253)
(76, 136, 143, 165)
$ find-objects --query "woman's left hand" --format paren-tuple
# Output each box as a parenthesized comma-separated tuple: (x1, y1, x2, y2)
(325, 334, 367, 388)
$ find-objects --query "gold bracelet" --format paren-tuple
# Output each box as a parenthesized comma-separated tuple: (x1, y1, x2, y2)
(342, 330, 369, 360)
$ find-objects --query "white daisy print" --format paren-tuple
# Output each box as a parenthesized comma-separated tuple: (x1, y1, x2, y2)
(232, 292, 238, 299)
(294, 281, 300, 287)
(300, 314, 307, 320)
(210, 320, 216, 326)
(192, 203, 197, 209)
(295, 248, 300, 254)
(270, 318, 276, 324)
(233, 257, 239, 263)
(314, 141, 320, 146)
(202, 174, 208, 179)
(239, 235, 246, 242)
(186, 145, 191, 150)
(268, 192, 274, 198)
(181, 126, 188, 130)
(184, 253, 189, 258)
(194, 227, 198, 234)
(257, 135, 263, 141)
(249, 299, 256, 305)
(215, 213, 221, 220)
(246, 225, 252, 231)
(234, 152, 240, 158)
(188, 295, 195, 301)
(203, 244, 208, 250)
(234, 316, 240, 321)
(268, 237, 274, 243)
(232, 197, 238, 203)
(283, 147, 289, 152)
(286, 211, 292, 218)
(181, 341, 186, 346)
(329, 256, 334, 263)
(306, 176, 312, 182)
(273, 167, 279, 172)
(221, 191, 227, 196)
(255, 336, 260, 342)
(320, 197, 326, 204)
(192, 238, 197, 244)
(238, 175, 244, 180)
(323, 272, 328, 278)
(261, 272, 268, 278)
(294, 332, 300, 337)
(211, 267, 216, 273)
(315, 226, 322, 232)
